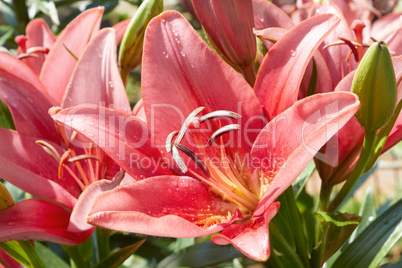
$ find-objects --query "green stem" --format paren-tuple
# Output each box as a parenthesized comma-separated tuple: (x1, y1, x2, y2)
(319, 182, 332, 210)
(241, 63, 256, 87)
(96, 228, 111, 260)
(12, 0, 29, 34)
(327, 130, 376, 211)
(18, 241, 45, 268)
(283, 187, 310, 267)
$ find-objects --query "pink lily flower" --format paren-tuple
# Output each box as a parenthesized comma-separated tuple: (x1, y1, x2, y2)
(254, 0, 402, 185)
(54, 11, 360, 261)
(0, 12, 132, 243)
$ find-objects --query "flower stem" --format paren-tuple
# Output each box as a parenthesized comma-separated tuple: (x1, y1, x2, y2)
(310, 218, 328, 268)
(327, 130, 376, 211)
(319, 182, 332, 210)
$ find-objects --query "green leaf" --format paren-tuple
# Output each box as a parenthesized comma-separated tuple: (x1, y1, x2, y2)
(0, 241, 31, 267)
(17, 240, 45, 268)
(157, 241, 243, 268)
(292, 161, 315, 198)
(34, 242, 69, 268)
(350, 187, 376, 242)
(332, 199, 402, 268)
(62, 240, 91, 268)
(0, 26, 13, 46)
(0, 100, 15, 129)
(92, 240, 145, 268)
(169, 238, 195, 253)
(316, 212, 360, 263)
(315, 211, 360, 227)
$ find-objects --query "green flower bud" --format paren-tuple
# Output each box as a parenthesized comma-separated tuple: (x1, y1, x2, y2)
(119, 0, 163, 85)
(0, 182, 14, 210)
(351, 41, 397, 130)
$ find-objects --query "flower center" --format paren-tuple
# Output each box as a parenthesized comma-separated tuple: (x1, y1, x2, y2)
(166, 107, 260, 212)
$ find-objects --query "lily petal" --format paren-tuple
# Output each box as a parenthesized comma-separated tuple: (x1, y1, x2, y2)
(0, 199, 92, 245)
(62, 28, 130, 112)
(254, 14, 340, 120)
(252, 0, 294, 30)
(0, 128, 79, 209)
(88, 176, 241, 237)
(142, 11, 264, 152)
(68, 171, 124, 232)
(40, 7, 104, 104)
(212, 202, 279, 262)
(53, 106, 172, 179)
(251, 92, 360, 216)
(0, 52, 59, 142)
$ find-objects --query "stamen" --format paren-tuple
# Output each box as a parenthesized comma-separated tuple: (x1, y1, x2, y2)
(175, 144, 210, 176)
(171, 144, 187, 173)
(176, 107, 205, 143)
(58, 151, 70, 179)
(67, 154, 100, 164)
(200, 110, 241, 122)
(35, 140, 61, 162)
(206, 124, 240, 147)
(17, 53, 39, 59)
(166, 131, 178, 153)
(338, 37, 360, 62)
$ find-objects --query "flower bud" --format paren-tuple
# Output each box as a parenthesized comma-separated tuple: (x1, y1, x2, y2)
(118, 0, 163, 85)
(351, 41, 397, 130)
(0, 182, 14, 210)
(192, 0, 256, 85)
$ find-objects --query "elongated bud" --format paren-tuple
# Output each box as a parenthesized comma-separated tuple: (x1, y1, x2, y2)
(351, 41, 397, 130)
(118, 0, 163, 85)
(192, 0, 256, 85)
(0, 182, 14, 210)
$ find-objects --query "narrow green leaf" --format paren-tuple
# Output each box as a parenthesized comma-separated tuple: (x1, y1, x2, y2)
(169, 238, 195, 253)
(0, 241, 31, 267)
(317, 212, 360, 262)
(34, 242, 69, 268)
(316, 211, 360, 227)
(92, 240, 145, 268)
(0, 100, 15, 129)
(18, 240, 45, 268)
(350, 187, 376, 242)
(157, 241, 243, 268)
(332, 199, 402, 268)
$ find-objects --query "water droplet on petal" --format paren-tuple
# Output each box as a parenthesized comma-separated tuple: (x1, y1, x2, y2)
(190, 64, 195, 69)
(7, 221, 15, 226)
(181, 51, 186, 57)
(171, 180, 178, 186)
(290, 50, 297, 57)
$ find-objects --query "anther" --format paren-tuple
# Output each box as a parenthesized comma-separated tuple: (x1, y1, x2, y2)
(35, 140, 61, 162)
(200, 110, 241, 122)
(176, 144, 210, 176)
(176, 107, 205, 143)
(166, 131, 178, 153)
(206, 124, 240, 147)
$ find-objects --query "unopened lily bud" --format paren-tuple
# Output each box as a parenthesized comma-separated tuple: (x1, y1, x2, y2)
(118, 0, 163, 85)
(0, 182, 14, 210)
(192, 0, 256, 85)
(351, 41, 397, 130)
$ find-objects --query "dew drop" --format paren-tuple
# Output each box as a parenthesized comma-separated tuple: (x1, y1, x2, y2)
(190, 64, 195, 69)
(290, 49, 297, 57)
(162, 207, 168, 213)
(171, 180, 178, 186)
(79, 127, 85, 132)
(7, 221, 15, 226)
(181, 51, 186, 57)
(161, 19, 166, 23)
(27, 97, 34, 104)
(108, 81, 114, 88)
